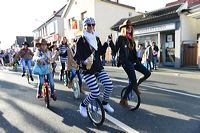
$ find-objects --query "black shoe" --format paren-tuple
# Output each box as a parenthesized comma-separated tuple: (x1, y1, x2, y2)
(36, 93, 42, 99)
(59, 75, 63, 81)
(51, 94, 57, 101)
(30, 76, 34, 81)
(22, 73, 25, 77)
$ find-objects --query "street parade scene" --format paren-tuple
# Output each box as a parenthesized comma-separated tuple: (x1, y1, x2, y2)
(0, 0, 200, 133)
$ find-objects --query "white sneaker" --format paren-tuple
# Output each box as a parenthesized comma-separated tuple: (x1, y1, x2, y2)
(79, 104, 88, 118)
(103, 103, 114, 113)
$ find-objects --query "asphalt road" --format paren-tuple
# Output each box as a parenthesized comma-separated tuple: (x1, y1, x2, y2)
(0, 66, 199, 133)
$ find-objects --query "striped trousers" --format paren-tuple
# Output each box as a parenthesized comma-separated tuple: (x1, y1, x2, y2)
(83, 70, 113, 106)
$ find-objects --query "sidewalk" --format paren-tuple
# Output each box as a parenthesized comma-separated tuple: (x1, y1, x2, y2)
(104, 64, 200, 79)
(1, 63, 200, 79)
(152, 66, 200, 79)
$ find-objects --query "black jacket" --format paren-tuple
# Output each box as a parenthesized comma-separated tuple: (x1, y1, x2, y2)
(74, 36, 108, 75)
(110, 35, 139, 66)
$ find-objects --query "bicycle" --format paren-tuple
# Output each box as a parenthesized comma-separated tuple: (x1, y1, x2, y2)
(12, 61, 18, 71)
(121, 87, 141, 111)
(86, 98, 105, 127)
(41, 76, 51, 108)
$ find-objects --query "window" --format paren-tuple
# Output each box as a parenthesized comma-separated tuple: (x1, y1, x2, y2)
(48, 21, 56, 34)
(128, 12, 132, 17)
(81, 11, 87, 21)
(68, 17, 77, 30)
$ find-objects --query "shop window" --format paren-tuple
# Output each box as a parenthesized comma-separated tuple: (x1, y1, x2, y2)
(165, 34, 175, 63)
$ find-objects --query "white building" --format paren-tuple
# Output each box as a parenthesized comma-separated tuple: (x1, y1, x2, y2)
(33, 5, 66, 45)
(61, 0, 140, 61)
(61, 0, 139, 43)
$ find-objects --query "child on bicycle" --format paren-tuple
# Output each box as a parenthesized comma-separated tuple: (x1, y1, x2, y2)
(33, 39, 57, 101)
(18, 42, 34, 81)
(74, 17, 114, 117)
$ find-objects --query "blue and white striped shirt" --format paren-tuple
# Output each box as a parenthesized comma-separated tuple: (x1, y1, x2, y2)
(59, 44, 68, 63)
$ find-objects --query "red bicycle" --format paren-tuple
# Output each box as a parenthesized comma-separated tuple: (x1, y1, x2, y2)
(41, 76, 51, 108)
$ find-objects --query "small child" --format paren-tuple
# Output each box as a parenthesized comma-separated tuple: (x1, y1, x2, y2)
(33, 39, 57, 101)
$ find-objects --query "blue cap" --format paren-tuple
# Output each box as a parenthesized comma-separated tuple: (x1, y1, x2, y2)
(83, 17, 95, 26)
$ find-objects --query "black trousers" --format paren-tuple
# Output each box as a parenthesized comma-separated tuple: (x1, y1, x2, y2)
(122, 62, 151, 99)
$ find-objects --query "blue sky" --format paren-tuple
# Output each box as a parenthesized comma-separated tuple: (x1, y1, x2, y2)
(0, 0, 175, 49)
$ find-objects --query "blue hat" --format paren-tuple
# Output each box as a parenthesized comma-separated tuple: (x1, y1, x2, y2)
(83, 17, 95, 26)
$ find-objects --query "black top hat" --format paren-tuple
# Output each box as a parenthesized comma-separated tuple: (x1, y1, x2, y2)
(119, 19, 132, 31)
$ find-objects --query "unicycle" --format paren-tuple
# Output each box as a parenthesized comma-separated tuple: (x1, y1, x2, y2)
(86, 98, 105, 127)
(63, 70, 69, 86)
(72, 77, 80, 99)
(121, 88, 141, 111)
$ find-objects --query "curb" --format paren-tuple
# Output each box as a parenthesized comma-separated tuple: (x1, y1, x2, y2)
(104, 66, 200, 79)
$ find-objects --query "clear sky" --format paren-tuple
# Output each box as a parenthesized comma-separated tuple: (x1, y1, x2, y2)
(0, 0, 175, 49)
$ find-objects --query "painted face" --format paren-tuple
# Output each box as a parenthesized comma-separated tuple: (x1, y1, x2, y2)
(63, 37, 67, 44)
(41, 43, 47, 50)
(53, 45, 57, 50)
(126, 25, 132, 34)
(86, 23, 95, 33)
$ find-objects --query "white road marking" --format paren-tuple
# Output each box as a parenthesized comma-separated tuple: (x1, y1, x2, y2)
(84, 92, 139, 133)
(105, 113, 139, 133)
(111, 78, 200, 99)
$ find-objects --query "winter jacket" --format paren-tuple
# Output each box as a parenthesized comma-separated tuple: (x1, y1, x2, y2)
(74, 36, 108, 75)
(110, 35, 139, 66)
(18, 48, 34, 60)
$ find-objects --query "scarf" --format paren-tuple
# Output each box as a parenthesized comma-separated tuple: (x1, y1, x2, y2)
(83, 31, 98, 51)
(126, 33, 135, 50)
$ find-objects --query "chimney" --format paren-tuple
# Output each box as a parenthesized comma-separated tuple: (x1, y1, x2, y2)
(53, 11, 56, 15)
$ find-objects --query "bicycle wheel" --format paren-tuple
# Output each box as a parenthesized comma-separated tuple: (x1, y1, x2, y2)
(86, 98, 105, 127)
(27, 73, 30, 84)
(72, 79, 80, 99)
(13, 63, 17, 71)
(121, 88, 141, 111)
(45, 86, 50, 108)
(63, 73, 68, 86)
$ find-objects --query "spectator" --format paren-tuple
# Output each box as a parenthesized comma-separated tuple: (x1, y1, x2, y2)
(152, 42, 159, 70)
(137, 43, 145, 63)
(145, 42, 153, 71)
(0, 50, 5, 66)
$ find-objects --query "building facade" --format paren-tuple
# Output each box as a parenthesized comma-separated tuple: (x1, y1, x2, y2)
(112, 3, 200, 69)
(62, 0, 138, 42)
(61, 0, 139, 61)
(33, 5, 66, 45)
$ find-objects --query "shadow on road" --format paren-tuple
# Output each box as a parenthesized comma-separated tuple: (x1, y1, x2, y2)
(0, 97, 61, 132)
(49, 88, 125, 133)
(0, 111, 23, 133)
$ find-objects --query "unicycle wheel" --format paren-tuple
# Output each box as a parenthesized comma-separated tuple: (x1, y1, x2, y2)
(73, 80, 80, 99)
(121, 88, 141, 111)
(86, 99, 105, 127)
(44, 87, 50, 108)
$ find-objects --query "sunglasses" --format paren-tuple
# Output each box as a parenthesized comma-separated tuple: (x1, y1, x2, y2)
(87, 24, 95, 27)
